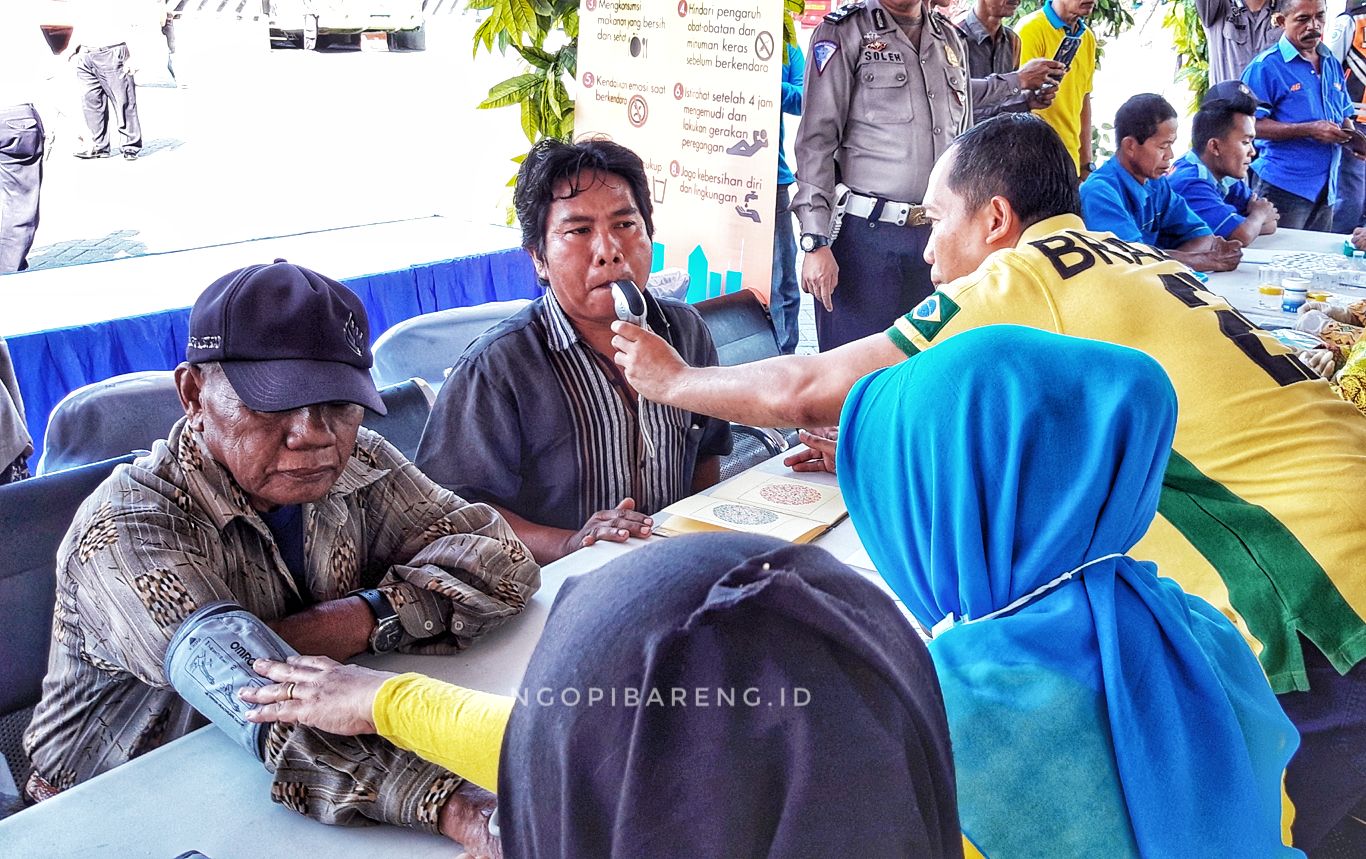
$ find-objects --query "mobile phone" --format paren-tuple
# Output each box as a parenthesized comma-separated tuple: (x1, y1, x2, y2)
(1053, 34, 1082, 69)
(611, 279, 647, 327)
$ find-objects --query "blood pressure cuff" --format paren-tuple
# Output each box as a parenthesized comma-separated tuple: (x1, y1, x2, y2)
(164, 601, 299, 761)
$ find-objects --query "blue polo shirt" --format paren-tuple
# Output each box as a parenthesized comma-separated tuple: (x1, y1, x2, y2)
(777, 42, 804, 186)
(1167, 150, 1255, 238)
(1241, 36, 1353, 202)
(1080, 156, 1212, 248)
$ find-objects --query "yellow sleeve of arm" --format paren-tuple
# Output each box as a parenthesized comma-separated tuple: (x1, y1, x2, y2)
(963, 834, 987, 858)
(372, 673, 515, 793)
(885, 256, 1060, 357)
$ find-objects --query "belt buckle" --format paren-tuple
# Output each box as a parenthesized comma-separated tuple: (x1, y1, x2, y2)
(906, 205, 928, 227)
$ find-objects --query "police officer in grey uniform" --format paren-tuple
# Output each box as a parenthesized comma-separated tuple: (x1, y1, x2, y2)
(795, 0, 1012, 350)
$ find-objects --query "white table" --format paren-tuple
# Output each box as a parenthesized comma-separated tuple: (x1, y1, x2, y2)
(0, 456, 889, 859)
(1201, 227, 1363, 330)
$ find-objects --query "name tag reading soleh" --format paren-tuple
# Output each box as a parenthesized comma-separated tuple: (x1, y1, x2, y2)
(864, 48, 904, 62)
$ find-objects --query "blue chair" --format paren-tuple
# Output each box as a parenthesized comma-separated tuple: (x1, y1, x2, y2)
(370, 299, 532, 392)
(0, 455, 134, 798)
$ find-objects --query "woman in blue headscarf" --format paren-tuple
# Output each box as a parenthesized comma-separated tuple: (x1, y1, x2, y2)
(838, 325, 1301, 857)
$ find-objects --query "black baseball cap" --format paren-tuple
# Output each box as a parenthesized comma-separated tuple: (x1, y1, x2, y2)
(1202, 80, 1259, 112)
(186, 261, 386, 415)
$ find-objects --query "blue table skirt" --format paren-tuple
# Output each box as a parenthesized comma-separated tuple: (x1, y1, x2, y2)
(11, 249, 542, 464)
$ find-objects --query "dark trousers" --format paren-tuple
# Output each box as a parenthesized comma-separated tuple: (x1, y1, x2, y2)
(0, 104, 44, 274)
(770, 183, 800, 354)
(1333, 155, 1366, 234)
(816, 216, 933, 352)
(1279, 638, 1366, 854)
(75, 44, 141, 154)
(1253, 172, 1334, 232)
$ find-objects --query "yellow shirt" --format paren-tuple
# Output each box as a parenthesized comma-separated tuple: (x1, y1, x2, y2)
(1016, 9, 1097, 171)
(372, 673, 514, 793)
(887, 214, 1366, 694)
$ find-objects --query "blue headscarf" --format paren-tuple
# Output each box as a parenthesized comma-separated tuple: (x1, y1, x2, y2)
(838, 325, 1300, 857)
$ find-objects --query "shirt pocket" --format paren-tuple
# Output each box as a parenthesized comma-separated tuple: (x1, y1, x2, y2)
(856, 62, 914, 124)
(944, 66, 969, 119)
(1227, 17, 1251, 46)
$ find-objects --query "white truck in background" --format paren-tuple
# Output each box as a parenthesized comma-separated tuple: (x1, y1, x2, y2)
(264, 0, 425, 49)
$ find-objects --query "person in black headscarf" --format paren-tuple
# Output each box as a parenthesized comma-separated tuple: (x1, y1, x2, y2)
(244, 533, 962, 858)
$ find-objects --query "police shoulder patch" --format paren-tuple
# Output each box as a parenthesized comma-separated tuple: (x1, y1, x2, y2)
(824, 1, 866, 24)
(812, 40, 840, 75)
(907, 292, 961, 341)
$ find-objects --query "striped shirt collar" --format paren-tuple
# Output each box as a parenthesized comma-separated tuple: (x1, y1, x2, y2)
(540, 285, 672, 352)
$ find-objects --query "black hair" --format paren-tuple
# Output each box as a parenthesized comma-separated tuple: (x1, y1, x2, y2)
(1114, 93, 1178, 146)
(1191, 101, 1257, 154)
(943, 114, 1081, 226)
(513, 138, 655, 260)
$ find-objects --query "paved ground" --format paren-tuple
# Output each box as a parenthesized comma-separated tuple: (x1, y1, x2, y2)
(24, 14, 529, 270)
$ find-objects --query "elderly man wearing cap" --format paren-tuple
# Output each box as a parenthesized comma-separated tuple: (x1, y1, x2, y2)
(1168, 80, 1281, 246)
(22, 262, 539, 852)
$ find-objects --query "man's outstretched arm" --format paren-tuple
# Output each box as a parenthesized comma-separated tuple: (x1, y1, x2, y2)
(612, 321, 904, 428)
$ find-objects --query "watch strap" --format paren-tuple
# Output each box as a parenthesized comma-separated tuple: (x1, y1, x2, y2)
(351, 587, 401, 653)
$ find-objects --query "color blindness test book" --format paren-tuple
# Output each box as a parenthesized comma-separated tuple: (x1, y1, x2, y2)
(655, 471, 848, 544)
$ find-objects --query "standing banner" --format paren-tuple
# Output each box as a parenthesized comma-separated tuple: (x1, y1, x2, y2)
(576, 0, 783, 304)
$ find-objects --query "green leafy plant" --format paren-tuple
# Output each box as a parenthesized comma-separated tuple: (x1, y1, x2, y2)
(470, 0, 807, 147)
(469, 0, 580, 143)
(1160, 0, 1209, 110)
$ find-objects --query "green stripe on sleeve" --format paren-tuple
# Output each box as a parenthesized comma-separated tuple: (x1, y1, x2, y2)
(885, 319, 921, 358)
(1158, 451, 1366, 694)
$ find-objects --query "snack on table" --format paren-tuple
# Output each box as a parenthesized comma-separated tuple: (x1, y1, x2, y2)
(1334, 336, 1366, 416)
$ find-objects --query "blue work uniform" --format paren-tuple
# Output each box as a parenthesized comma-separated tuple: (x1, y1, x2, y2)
(1080, 156, 1213, 248)
(1241, 37, 1353, 206)
(1168, 150, 1255, 238)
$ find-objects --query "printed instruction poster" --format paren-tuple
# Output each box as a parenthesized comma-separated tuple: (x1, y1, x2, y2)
(576, 0, 783, 304)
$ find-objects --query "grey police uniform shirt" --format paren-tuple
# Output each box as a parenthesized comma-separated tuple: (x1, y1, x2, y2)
(792, 0, 1012, 236)
(953, 10, 1033, 121)
(1196, 0, 1282, 85)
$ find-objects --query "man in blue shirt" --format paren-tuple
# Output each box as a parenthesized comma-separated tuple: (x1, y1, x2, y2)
(1169, 80, 1281, 245)
(771, 42, 804, 354)
(1081, 93, 1244, 271)
(1241, 0, 1359, 230)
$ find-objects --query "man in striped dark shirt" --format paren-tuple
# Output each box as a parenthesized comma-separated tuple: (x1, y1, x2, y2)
(416, 139, 731, 564)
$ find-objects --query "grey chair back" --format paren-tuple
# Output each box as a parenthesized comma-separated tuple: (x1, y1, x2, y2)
(0, 455, 134, 795)
(371, 300, 532, 391)
(361, 378, 435, 462)
(695, 290, 780, 367)
(695, 292, 797, 476)
(38, 371, 183, 476)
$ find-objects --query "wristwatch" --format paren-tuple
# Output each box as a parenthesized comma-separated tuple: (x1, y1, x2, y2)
(799, 233, 831, 252)
(351, 587, 403, 653)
